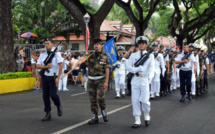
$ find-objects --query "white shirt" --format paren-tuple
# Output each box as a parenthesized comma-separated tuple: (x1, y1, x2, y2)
(57, 45, 62, 51)
(37, 49, 63, 75)
(114, 57, 126, 75)
(154, 53, 165, 76)
(162, 52, 169, 66)
(31, 58, 36, 65)
(204, 57, 209, 70)
(175, 52, 196, 70)
(126, 50, 155, 85)
(63, 59, 69, 70)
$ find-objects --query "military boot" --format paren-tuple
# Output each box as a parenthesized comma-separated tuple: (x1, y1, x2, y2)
(41, 112, 51, 121)
(88, 114, 99, 125)
(101, 110, 109, 122)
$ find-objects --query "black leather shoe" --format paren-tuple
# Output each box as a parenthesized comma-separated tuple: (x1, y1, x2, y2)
(150, 97, 155, 100)
(57, 105, 63, 116)
(41, 112, 51, 121)
(115, 96, 120, 99)
(88, 114, 99, 125)
(180, 96, 185, 102)
(127, 91, 131, 96)
(131, 124, 141, 128)
(101, 110, 109, 122)
(122, 94, 125, 98)
(187, 93, 191, 100)
(145, 120, 150, 127)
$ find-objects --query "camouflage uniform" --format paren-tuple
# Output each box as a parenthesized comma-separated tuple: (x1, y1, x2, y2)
(166, 54, 174, 92)
(199, 55, 205, 92)
(87, 52, 111, 114)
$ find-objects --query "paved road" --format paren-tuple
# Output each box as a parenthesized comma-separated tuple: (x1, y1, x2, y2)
(1, 73, 215, 134)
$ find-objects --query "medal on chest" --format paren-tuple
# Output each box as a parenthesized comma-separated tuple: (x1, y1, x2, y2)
(100, 59, 106, 65)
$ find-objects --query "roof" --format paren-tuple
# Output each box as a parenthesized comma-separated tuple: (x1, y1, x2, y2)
(117, 35, 135, 44)
(155, 36, 175, 47)
(52, 34, 106, 41)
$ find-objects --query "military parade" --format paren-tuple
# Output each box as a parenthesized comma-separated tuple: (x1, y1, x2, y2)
(1, 0, 215, 134)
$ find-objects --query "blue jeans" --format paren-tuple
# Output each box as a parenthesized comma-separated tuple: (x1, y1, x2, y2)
(81, 69, 88, 77)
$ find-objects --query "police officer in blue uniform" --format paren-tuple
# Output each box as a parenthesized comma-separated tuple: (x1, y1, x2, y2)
(36, 38, 63, 121)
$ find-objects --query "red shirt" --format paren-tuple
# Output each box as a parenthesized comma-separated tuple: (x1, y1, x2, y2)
(25, 66, 31, 72)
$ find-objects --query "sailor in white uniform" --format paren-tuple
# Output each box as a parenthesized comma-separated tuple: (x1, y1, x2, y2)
(150, 42, 165, 99)
(114, 46, 127, 99)
(126, 36, 155, 128)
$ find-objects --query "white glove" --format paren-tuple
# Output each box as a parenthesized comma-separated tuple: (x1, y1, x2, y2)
(138, 66, 144, 72)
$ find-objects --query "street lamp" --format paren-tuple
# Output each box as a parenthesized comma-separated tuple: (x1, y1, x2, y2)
(83, 13, 90, 51)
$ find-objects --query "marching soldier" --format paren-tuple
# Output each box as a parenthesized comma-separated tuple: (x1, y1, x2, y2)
(150, 42, 165, 99)
(203, 52, 210, 90)
(127, 36, 155, 128)
(36, 38, 63, 121)
(114, 46, 126, 99)
(81, 38, 111, 125)
(175, 44, 197, 102)
(198, 50, 205, 94)
(58, 54, 69, 91)
(192, 46, 201, 96)
(166, 48, 176, 93)
(159, 46, 170, 96)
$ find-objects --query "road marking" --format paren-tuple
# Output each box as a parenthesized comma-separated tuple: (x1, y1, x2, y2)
(52, 104, 132, 134)
(71, 92, 87, 97)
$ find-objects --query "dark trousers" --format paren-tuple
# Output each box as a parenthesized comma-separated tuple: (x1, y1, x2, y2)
(204, 70, 208, 88)
(127, 77, 131, 93)
(160, 68, 167, 93)
(179, 70, 192, 96)
(42, 76, 61, 113)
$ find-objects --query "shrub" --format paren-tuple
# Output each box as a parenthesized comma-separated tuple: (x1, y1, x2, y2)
(0, 72, 32, 80)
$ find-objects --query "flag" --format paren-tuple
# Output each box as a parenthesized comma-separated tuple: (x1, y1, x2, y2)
(209, 53, 215, 62)
(104, 37, 117, 65)
(85, 26, 90, 52)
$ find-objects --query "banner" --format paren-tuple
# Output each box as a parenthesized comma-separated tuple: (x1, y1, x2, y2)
(104, 37, 117, 65)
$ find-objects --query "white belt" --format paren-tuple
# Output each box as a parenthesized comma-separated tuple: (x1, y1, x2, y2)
(44, 72, 58, 76)
(89, 76, 105, 80)
(180, 68, 192, 71)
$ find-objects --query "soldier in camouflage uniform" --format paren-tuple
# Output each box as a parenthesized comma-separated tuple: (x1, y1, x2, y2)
(166, 49, 176, 93)
(85, 38, 111, 125)
(194, 47, 201, 96)
(199, 50, 205, 94)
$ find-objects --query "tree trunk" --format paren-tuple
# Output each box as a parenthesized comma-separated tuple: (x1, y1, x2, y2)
(175, 36, 184, 50)
(0, 0, 15, 73)
(88, 18, 101, 50)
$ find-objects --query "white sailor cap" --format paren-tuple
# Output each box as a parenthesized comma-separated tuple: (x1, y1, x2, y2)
(136, 36, 149, 44)
(188, 43, 195, 48)
(117, 46, 125, 51)
(150, 42, 159, 47)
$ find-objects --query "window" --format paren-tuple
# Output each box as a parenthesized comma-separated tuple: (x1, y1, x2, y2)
(72, 43, 79, 50)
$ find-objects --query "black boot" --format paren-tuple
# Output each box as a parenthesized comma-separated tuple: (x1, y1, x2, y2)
(180, 95, 185, 102)
(145, 120, 151, 127)
(57, 105, 63, 116)
(88, 114, 99, 125)
(200, 88, 204, 94)
(127, 91, 131, 96)
(101, 110, 109, 122)
(187, 93, 191, 100)
(41, 112, 51, 121)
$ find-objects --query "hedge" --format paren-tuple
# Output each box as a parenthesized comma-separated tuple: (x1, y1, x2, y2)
(0, 72, 32, 80)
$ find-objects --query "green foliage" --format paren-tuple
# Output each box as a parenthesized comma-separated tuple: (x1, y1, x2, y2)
(107, 4, 130, 24)
(0, 72, 32, 80)
(12, 0, 94, 43)
(155, 7, 174, 37)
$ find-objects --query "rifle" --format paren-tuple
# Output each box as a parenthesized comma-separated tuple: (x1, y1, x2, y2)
(39, 44, 59, 76)
(154, 45, 164, 58)
(176, 51, 193, 68)
(127, 48, 154, 79)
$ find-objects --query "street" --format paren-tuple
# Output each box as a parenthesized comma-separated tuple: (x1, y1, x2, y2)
(1, 73, 215, 134)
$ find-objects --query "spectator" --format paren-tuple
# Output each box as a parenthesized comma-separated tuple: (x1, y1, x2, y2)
(71, 55, 79, 85)
(28, 36, 36, 44)
(40, 38, 44, 44)
(25, 61, 32, 72)
(22, 52, 28, 71)
(31, 50, 37, 77)
(19, 46, 25, 71)
(80, 61, 88, 87)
